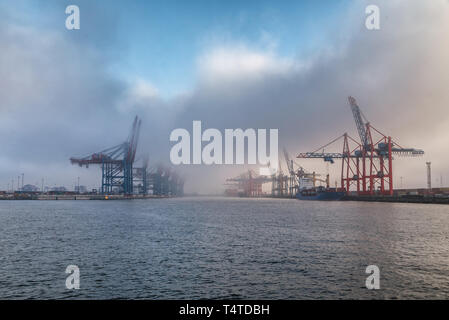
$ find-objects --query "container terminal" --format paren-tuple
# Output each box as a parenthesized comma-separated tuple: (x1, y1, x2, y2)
(224, 96, 449, 204)
(0, 116, 184, 200)
(0, 97, 444, 203)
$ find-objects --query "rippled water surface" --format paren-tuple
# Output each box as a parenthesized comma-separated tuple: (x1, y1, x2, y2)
(0, 197, 448, 299)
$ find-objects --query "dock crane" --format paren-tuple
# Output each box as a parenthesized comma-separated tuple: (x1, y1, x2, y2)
(297, 97, 424, 195)
(133, 153, 149, 194)
(283, 148, 297, 196)
(283, 148, 329, 195)
(70, 116, 141, 194)
(226, 170, 272, 197)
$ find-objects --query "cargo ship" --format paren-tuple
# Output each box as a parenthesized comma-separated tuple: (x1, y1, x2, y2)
(296, 186, 345, 201)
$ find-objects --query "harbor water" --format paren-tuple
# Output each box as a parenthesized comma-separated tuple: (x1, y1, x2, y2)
(0, 197, 448, 299)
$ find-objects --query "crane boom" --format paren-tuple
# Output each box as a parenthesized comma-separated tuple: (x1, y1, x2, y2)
(283, 148, 294, 174)
(348, 96, 369, 149)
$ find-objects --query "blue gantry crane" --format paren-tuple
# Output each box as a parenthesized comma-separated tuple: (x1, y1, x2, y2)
(70, 116, 141, 194)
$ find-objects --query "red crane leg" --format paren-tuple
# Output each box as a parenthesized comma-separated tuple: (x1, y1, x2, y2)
(380, 156, 385, 193)
(388, 136, 393, 195)
(356, 158, 360, 193)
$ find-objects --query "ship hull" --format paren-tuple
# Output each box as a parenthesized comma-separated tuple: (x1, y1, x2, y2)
(296, 191, 345, 201)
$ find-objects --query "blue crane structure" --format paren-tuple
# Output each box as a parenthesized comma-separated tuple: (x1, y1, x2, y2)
(150, 166, 185, 196)
(70, 116, 184, 196)
(70, 116, 141, 194)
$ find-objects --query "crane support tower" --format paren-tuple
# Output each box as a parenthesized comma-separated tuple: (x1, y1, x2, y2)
(426, 162, 432, 191)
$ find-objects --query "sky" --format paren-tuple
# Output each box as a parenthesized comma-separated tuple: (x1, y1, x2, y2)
(1, 0, 449, 193)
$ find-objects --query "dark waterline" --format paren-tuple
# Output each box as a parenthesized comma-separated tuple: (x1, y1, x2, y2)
(0, 197, 448, 299)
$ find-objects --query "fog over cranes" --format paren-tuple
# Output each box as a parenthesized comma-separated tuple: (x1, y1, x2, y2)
(70, 116, 184, 197)
(224, 148, 328, 198)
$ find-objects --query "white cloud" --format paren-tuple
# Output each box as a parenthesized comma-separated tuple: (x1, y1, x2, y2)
(132, 79, 159, 99)
(197, 46, 300, 81)
(116, 78, 159, 112)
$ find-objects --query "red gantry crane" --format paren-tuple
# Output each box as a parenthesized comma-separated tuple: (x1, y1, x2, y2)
(297, 97, 424, 196)
(226, 169, 272, 197)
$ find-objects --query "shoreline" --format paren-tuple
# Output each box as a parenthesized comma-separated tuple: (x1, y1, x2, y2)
(0, 194, 172, 200)
(2, 194, 449, 204)
(225, 194, 449, 205)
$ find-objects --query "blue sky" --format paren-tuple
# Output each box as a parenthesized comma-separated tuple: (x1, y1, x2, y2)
(110, 0, 351, 97)
(12, 0, 352, 98)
